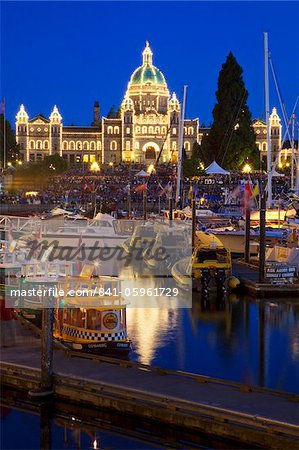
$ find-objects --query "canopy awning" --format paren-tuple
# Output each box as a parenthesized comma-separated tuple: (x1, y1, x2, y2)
(205, 161, 230, 175)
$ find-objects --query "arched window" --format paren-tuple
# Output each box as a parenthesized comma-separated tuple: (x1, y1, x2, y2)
(126, 141, 130, 150)
(90, 142, 95, 151)
(76, 141, 82, 150)
(262, 143, 267, 152)
(136, 126, 140, 133)
(183, 127, 187, 134)
(161, 126, 167, 135)
(172, 141, 177, 150)
(30, 140, 35, 150)
(110, 140, 117, 150)
(114, 126, 119, 134)
(107, 126, 113, 134)
(155, 126, 160, 134)
(36, 140, 42, 150)
(44, 141, 49, 149)
(188, 127, 194, 135)
(126, 127, 130, 135)
(63, 141, 68, 150)
(149, 126, 154, 134)
(257, 142, 261, 150)
(172, 128, 177, 135)
(70, 141, 75, 150)
(142, 126, 147, 134)
(97, 141, 101, 151)
(184, 141, 190, 151)
(145, 147, 156, 159)
(83, 141, 89, 150)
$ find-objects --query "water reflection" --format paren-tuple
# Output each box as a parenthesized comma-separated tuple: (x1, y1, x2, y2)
(127, 293, 299, 393)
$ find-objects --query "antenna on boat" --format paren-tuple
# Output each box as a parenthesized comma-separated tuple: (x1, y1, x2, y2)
(264, 32, 272, 208)
(176, 85, 188, 206)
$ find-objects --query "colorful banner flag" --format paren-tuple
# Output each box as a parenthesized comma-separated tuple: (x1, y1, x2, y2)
(135, 183, 147, 192)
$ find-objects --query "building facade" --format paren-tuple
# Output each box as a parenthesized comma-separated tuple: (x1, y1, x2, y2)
(16, 42, 200, 165)
(252, 107, 283, 165)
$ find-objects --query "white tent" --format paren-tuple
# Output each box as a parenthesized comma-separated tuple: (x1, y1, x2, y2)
(205, 161, 230, 175)
(136, 170, 150, 177)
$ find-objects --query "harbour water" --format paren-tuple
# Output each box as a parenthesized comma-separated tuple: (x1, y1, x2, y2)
(127, 295, 299, 394)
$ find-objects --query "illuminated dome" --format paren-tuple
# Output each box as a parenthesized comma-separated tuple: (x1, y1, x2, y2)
(128, 42, 167, 88)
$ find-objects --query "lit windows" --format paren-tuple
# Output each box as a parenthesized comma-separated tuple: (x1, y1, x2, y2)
(107, 126, 113, 134)
(184, 141, 190, 151)
(110, 140, 117, 150)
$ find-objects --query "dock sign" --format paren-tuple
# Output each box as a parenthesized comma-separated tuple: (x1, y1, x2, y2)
(265, 263, 297, 285)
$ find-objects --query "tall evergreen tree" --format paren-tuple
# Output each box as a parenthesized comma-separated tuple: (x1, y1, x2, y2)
(0, 115, 19, 166)
(201, 52, 259, 169)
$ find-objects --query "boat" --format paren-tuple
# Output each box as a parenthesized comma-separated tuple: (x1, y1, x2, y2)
(172, 231, 232, 294)
(142, 228, 190, 273)
(54, 275, 131, 354)
(122, 222, 156, 255)
(205, 226, 292, 256)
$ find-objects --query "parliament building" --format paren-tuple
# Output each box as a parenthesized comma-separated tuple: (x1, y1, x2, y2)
(16, 42, 292, 168)
(16, 42, 200, 165)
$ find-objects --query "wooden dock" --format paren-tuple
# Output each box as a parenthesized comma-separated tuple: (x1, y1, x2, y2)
(1, 318, 299, 449)
(233, 260, 299, 298)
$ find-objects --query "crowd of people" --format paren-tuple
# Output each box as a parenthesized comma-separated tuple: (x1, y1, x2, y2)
(0, 163, 293, 215)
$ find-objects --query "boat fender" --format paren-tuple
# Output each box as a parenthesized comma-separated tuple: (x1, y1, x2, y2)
(228, 276, 240, 290)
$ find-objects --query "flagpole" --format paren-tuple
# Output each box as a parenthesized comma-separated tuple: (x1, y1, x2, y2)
(264, 32, 272, 208)
(176, 85, 187, 205)
(3, 98, 6, 169)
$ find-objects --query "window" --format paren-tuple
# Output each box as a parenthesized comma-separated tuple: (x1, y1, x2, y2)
(188, 127, 194, 135)
(149, 126, 154, 134)
(126, 141, 130, 150)
(142, 126, 147, 134)
(29, 140, 35, 150)
(161, 126, 167, 135)
(110, 140, 117, 150)
(107, 126, 113, 134)
(63, 141, 68, 150)
(30, 154, 35, 162)
(172, 142, 177, 150)
(136, 126, 140, 133)
(126, 127, 130, 135)
(44, 141, 48, 149)
(83, 141, 89, 150)
(262, 143, 267, 152)
(70, 141, 75, 150)
(36, 153, 42, 161)
(36, 140, 42, 150)
(114, 126, 119, 134)
(172, 128, 177, 135)
(76, 142, 81, 150)
(97, 141, 101, 150)
(135, 142, 139, 149)
(155, 126, 160, 134)
(90, 142, 95, 151)
(184, 141, 190, 151)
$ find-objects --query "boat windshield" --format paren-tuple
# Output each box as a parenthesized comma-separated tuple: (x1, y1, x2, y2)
(195, 248, 228, 263)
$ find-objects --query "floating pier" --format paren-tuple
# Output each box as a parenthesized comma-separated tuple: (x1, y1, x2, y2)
(1, 318, 299, 449)
(233, 260, 299, 298)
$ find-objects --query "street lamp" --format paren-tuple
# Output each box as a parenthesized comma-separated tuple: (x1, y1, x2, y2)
(90, 161, 100, 172)
(242, 163, 252, 174)
(147, 164, 155, 174)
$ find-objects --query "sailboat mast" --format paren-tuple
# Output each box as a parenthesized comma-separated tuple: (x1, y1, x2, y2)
(176, 85, 187, 205)
(264, 32, 272, 208)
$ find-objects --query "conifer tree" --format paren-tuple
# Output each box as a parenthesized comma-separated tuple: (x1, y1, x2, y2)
(201, 52, 259, 169)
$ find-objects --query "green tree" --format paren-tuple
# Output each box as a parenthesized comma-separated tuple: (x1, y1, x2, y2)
(0, 114, 20, 166)
(183, 142, 205, 177)
(201, 52, 259, 170)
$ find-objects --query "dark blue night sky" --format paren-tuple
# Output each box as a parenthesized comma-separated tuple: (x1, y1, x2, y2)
(1, 1, 298, 128)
